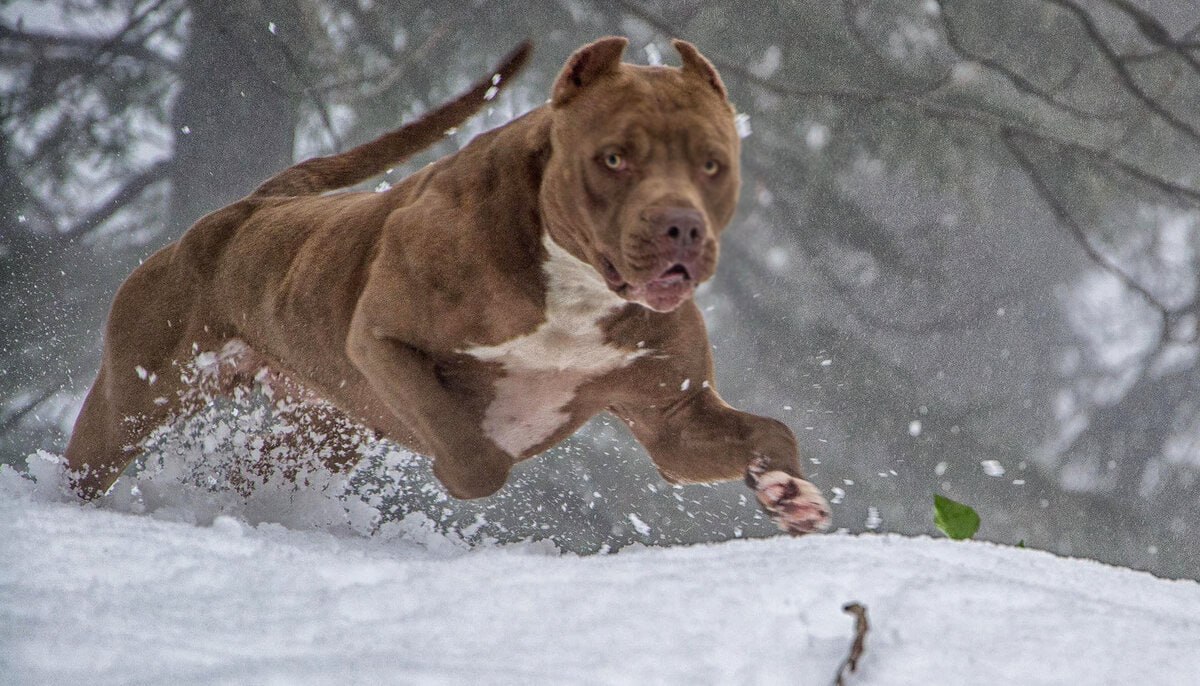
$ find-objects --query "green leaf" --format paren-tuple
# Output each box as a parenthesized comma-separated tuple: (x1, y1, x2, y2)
(1016, 540, 1026, 549)
(934, 494, 981, 540)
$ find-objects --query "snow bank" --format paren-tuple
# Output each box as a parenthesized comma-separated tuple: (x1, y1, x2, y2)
(2, 466, 1198, 685)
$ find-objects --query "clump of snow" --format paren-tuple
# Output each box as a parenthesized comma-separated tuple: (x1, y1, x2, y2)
(627, 512, 652, 537)
(981, 459, 1006, 477)
(734, 113, 752, 139)
(864, 506, 882, 530)
(643, 42, 662, 66)
(805, 123, 830, 151)
(1, 472, 1198, 684)
(750, 45, 782, 79)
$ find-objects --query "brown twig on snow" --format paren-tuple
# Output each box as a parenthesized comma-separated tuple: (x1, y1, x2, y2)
(833, 602, 870, 686)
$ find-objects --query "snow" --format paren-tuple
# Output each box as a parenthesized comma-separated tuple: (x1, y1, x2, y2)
(643, 43, 663, 67)
(2, 464, 1198, 685)
(980, 459, 1006, 477)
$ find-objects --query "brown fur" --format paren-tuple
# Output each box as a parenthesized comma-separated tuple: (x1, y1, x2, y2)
(65, 38, 830, 533)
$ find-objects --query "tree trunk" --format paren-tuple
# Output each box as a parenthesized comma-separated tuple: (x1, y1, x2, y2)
(168, 0, 304, 234)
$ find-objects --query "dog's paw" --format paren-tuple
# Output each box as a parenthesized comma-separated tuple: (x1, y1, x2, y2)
(747, 458, 831, 535)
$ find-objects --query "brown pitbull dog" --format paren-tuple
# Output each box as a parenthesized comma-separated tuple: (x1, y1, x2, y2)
(64, 37, 831, 534)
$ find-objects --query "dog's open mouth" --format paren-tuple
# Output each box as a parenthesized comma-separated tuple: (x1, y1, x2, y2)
(649, 263, 691, 286)
(601, 256, 696, 312)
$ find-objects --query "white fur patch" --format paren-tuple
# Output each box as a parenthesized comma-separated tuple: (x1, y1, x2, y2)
(462, 234, 643, 456)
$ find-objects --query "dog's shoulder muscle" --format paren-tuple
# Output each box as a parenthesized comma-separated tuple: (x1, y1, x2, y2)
(173, 200, 260, 279)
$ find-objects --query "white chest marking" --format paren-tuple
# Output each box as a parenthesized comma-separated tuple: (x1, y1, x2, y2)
(462, 234, 645, 457)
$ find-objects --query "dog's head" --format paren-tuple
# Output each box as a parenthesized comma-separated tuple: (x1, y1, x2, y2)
(540, 37, 741, 313)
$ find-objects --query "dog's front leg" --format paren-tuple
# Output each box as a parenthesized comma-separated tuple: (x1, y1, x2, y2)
(346, 326, 511, 499)
(612, 387, 831, 535)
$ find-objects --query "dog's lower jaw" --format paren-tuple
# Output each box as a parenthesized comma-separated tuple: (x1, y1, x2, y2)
(600, 255, 701, 313)
(630, 279, 696, 313)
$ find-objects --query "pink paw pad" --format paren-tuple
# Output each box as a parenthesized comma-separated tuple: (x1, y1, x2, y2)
(748, 459, 831, 535)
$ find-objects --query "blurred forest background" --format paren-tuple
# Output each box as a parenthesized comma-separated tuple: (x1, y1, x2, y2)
(3, 0, 1199, 579)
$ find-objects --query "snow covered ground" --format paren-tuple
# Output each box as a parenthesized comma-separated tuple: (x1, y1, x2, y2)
(2, 461, 1199, 686)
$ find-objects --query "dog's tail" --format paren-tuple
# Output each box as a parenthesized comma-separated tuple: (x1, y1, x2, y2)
(251, 41, 533, 198)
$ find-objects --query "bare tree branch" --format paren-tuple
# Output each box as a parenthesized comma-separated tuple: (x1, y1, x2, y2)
(1104, 1, 1200, 54)
(1, 0, 184, 125)
(104, 0, 179, 53)
(1, 0, 179, 65)
(732, 58, 1200, 209)
(1042, 0, 1200, 145)
(934, 0, 1112, 121)
(310, 20, 454, 97)
(840, 0, 954, 87)
(62, 159, 171, 240)
(0, 384, 60, 435)
(271, 28, 345, 152)
(1102, 0, 1200, 103)
(1119, 21, 1200, 61)
(724, 49, 1200, 210)
(1000, 128, 1171, 347)
(1052, 136, 1200, 206)
(0, 23, 175, 67)
(621, 0, 956, 101)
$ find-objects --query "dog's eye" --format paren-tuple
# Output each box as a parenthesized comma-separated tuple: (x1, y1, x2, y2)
(702, 159, 721, 176)
(603, 152, 625, 171)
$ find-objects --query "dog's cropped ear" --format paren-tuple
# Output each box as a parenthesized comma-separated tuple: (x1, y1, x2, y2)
(672, 39, 727, 100)
(552, 36, 628, 107)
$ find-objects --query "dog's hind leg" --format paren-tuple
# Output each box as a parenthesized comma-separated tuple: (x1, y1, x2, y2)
(64, 364, 128, 498)
(64, 353, 189, 500)
(64, 247, 197, 499)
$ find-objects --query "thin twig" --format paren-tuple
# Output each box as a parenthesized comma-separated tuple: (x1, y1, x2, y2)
(271, 27, 345, 152)
(0, 384, 60, 435)
(833, 602, 870, 686)
(1042, 0, 1200, 145)
(1050, 135, 1200, 206)
(62, 159, 171, 240)
(1, 0, 184, 124)
(1119, 21, 1200, 61)
(840, 0, 953, 88)
(1000, 129, 1171, 348)
(0, 24, 174, 67)
(1103, 0, 1200, 76)
(725, 52, 1200, 209)
(934, 0, 1110, 121)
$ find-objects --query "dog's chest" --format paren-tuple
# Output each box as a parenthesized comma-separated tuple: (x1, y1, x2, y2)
(461, 235, 645, 457)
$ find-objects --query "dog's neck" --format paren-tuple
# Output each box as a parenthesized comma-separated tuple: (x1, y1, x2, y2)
(538, 231, 626, 319)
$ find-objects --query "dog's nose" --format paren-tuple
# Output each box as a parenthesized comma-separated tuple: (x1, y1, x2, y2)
(647, 207, 707, 253)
